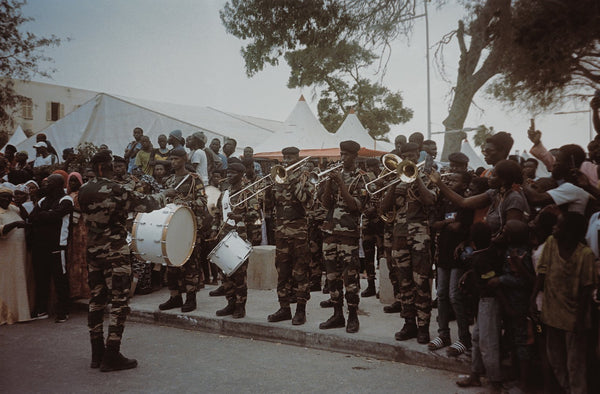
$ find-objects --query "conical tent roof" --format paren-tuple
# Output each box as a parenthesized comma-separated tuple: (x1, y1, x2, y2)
(16, 93, 280, 158)
(2, 125, 27, 152)
(335, 109, 394, 151)
(254, 95, 339, 153)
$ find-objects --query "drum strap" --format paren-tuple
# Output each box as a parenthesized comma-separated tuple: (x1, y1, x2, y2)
(174, 174, 191, 191)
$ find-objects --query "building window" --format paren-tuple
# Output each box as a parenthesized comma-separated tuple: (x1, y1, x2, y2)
(21, 97, 33, 120)
(46, 101, 64, 121)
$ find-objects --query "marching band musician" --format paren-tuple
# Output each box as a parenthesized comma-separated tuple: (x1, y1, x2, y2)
(319, 140, 369, 333)
(306, 160, 328, 292)
(380, 142, 437, 344)
(79, 150, 176, 372)
(266, 147, 315, 326)
(214, 162, 260, 318)
(158, 147, 210, 314)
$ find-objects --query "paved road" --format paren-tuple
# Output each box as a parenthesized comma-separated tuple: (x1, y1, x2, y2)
(1, 310, 476, 393)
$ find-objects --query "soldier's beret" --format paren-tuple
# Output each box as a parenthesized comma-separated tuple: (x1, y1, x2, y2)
(281, 146, 300, 155)
(400, 142, 419, 153)
(340, 140, 360, 154)
(90, 150, 113, 166)
(228, 163, 246, 173)
(448, 152, 469, 164)
(112, 155, 127, 164)
(169, 147, 187, 157)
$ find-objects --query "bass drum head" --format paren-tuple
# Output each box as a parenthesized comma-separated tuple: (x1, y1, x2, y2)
(164, 205, 197, 266)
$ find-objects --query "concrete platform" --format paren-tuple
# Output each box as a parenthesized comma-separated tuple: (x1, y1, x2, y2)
(76, 276, 471, 374)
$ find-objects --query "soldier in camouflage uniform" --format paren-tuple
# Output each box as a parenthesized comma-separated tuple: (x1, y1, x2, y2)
(79, 150, 174, 372)
(266, 147, 315, 326)
(158, 147, 209, 313)
(319, 140, 369, 333)
(307, 174, 327, 292)
(381, 142, 437, 344)
(214, 163, 260, 318)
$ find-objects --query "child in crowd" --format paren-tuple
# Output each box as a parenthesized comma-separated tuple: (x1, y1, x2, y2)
(429, 171, 474, 356)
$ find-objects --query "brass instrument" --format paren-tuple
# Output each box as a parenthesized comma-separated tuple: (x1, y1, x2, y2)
(230, 156, 311, 207)
(308, 163, 343, 185)
(364, 153, 425, 195)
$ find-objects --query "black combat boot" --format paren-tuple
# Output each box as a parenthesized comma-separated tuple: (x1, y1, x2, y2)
(181, 292, 196, 313)
(267, 307, 292, 322)
(320, 299, 335, 308)
(319, 303, 345, 329)
(309, 281, 321, 292)
(417, 325, 431, 344)
(383, 301, 402, 313)
(292, 303, 306, 325)
(346, 306, 359, 333)
(100, 342, 137, 372)
(322, 279, 329, 294)
(158, 294, 183, 311)
(232, 302, 246, 319)
(216, 299, 235, 316)
(209, 285, 226, 297)
(395, 318, 418, 341)
(360, 279, 376, 297)
(90, 338, 105, 369)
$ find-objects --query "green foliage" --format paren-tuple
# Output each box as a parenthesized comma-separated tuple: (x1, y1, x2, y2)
(221, 0, 416, 139)
(472, 125, 494, 148)
(75, 141, 99, 169)
(488, 0, 600, 110)
(0, 0, 61, 137)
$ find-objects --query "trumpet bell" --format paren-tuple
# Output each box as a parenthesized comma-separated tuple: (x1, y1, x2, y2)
(270, 165, 287, 184)
(396, 159, 424, 183)
(381, 153, 401, 172)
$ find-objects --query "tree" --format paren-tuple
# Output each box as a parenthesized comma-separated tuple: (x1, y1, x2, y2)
(0, 0, 61, 145)
(221, 0, 600, 159)
(472, 125, 494, 148)
(487, 0, 600, 111)
(220, 0, 414, 141)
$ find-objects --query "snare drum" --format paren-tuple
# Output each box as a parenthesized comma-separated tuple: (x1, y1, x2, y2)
(208, 231, 252, 275)
(131, 204, 197, 267)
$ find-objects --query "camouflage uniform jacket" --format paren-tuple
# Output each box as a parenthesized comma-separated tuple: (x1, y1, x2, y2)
(389, 173, 437, 236)
(162, 172, 210, 234)
(322, 167, 369, 238)
(307, 184, 328, 223)
(78, 176, 166, 258)
(267, 170, 314, 238)
(217, 181, 260, 241)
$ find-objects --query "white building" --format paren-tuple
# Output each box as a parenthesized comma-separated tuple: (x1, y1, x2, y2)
(8, 79, 97, 136)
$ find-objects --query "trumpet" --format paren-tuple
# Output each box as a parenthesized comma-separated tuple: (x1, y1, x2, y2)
(230, 156, 311, 207)
(308, 163, 343, 185)
(365, 153, 425, 195)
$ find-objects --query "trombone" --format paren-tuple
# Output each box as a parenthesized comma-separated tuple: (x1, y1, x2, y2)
(308, 163, 343, 185)
(230, 156, 311, 207)
(364, 153, 425, 195)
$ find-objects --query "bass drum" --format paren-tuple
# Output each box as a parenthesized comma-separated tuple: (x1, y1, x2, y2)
(208, 230, 252, 275)
(131, 204, 197, 266)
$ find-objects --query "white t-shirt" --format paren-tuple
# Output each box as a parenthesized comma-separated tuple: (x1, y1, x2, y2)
(547, 181, 589, 214)
(190, 149, 209, 185)
(33, 154, 56, 168)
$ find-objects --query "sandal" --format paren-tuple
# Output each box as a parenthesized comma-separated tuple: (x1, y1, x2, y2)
(427, 336, 450, 351)
(446, 340, 468, 357)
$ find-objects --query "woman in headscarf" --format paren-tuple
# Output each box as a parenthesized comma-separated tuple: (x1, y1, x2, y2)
(66, 172, 90, 299)
(0, 186, 31, 324)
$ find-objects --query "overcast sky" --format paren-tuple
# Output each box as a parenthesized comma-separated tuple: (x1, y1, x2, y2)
(23, 0, 595, 155)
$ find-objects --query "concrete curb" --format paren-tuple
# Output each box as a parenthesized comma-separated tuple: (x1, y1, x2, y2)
(125, 308, 470, 374)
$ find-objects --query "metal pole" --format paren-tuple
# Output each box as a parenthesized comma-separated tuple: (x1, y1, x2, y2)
(425, 0, 431, 140)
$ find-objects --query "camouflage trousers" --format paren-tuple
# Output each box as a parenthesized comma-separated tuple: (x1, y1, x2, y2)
(222, 261, 248, 305)
(87, 254, 131, 345)
(323, 235, 361, 307)
(166, 244, 200, 294)
(132, 255, 152, 292)
(308, 220, 325, 286)
(275, 235, 310, 307)
(383, 224, 399, 296)
(391, 222, 433, 327)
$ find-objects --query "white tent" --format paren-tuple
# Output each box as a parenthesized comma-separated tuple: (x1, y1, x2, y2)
(2, 125, 27, 153)
(334, 109, 394, 151)
(460, 139, 489, 169)
(254, 95, 340, 153)
(16, 93, 280, 158)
